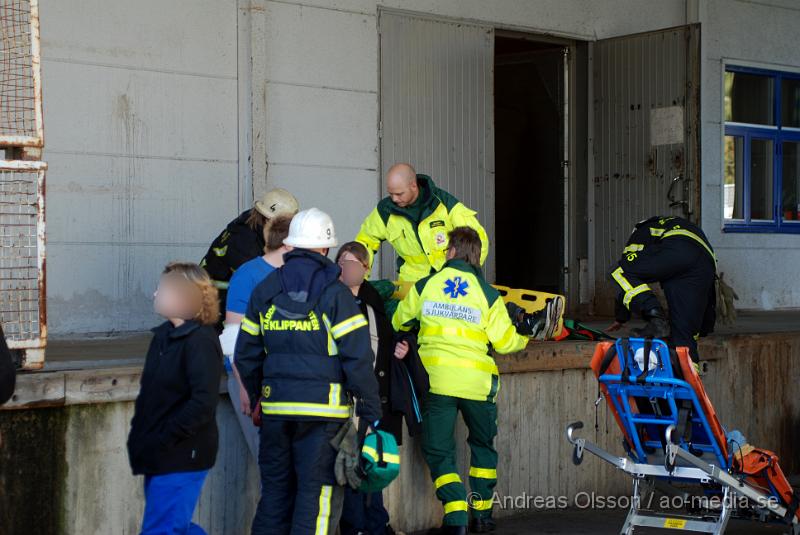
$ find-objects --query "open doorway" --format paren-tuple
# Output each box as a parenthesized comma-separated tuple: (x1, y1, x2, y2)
(494, 34, 567, 294)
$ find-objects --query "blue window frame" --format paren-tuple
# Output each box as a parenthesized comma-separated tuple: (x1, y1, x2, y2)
(723, 65, 800, 233)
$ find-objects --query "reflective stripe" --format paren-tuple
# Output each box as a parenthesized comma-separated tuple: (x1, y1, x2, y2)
(421, 355, 498, 375)
(328, 383, 341, 406)
(443, 500, 469, 515)
(470, 499, 493, 511)
(261, 401, 351, 418)
(315, 485, 332, 535)
(321, 313, 338, 356)
(435, 473, 462, 489)
(362, 445, 400, 465)
(212, 245, 228, 257)
(469, 467, 497, 479)
(622, 243, 644, 254)
(241, 317, 260, 336)
(331, 314, 368, 339)
(661, 229, 716, 262)
(211, 280, 229, 290)
(649, 227, 665, 237)
(494, 324, 519, 348)
(611, 267, 633, 292)
(623, 284, 651, 308)
(612, 267, 652, 310)
(420, 325, 488, 344)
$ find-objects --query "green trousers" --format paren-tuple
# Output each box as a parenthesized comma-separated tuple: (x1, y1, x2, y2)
(421, 392, 498, 526)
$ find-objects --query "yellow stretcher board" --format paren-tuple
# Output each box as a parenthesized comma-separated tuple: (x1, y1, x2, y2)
(390, 281, 565, 339)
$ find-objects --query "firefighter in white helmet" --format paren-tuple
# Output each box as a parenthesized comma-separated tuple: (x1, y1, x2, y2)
(235, 208, 382, 534)
(200, 188, 299, 328)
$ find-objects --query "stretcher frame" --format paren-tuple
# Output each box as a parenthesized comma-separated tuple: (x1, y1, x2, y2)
(565, 338, 800, 535)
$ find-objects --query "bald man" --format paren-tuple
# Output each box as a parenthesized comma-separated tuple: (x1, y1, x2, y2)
(356, 163, 489, 282)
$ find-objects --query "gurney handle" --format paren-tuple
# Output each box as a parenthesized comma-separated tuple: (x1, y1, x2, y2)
(566, 421, 583, 445)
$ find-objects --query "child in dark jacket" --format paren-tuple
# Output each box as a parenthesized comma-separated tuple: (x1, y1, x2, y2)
(127, 262, 223, 535)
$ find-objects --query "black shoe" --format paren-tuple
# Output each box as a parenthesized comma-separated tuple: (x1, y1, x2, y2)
(632, 307, 670, 339)
(469, 517, 497, 533)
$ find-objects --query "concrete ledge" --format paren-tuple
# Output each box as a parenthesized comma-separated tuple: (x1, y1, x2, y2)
(1, 332, 753, 410)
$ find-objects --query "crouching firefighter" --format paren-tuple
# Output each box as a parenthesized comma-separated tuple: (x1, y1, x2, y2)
(234, 208, 382, 535)
(392, 227, 533, 534)
(609, 216, 717, 362)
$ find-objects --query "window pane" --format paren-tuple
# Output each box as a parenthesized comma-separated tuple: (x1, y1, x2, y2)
(724, 71, 774, 125)
(750, 138, 774, 220)
(724, 136, 744, 219)
(783, 142, 800, 221)
(782, 78, 800, 128)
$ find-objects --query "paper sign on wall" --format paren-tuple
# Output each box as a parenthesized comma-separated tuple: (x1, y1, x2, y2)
(650, 106, 684, 146)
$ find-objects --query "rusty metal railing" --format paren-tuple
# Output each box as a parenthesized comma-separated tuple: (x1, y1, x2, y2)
(0, 159, 45, 368)
(0, 0, 43, 149)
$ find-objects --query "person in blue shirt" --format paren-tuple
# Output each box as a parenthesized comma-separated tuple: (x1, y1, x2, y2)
(219, 215, 293, 459)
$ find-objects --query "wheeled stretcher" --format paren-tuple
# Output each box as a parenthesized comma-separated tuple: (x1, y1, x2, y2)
(566, 337, 799, 534)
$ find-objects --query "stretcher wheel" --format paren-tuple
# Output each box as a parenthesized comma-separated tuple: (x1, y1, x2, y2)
(572, 444, 583, 466)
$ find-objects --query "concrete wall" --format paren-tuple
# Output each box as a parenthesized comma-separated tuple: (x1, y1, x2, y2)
(38, 0, 800, 333)
(3, 334, 799, 533)
(697, 0, 800, 310)
(39, 0, 692, 336)
(40, 0, 241, 335)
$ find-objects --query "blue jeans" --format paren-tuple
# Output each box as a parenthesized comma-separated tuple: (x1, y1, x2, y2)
(141, 470, 209, 535)
(340, 487, 390, 535)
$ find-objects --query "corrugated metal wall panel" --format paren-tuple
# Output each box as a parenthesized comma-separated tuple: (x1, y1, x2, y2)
(592, 26, 698, 312)
(378, 11, 495, 280)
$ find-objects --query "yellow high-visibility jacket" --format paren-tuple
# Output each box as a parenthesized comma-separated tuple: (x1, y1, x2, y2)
(392, 259, 527, 402)
(356, 175, 489, 282)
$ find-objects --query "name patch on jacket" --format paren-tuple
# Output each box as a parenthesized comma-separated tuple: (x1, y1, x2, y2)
(430, 220, 445, 228)
(422, 301, 481, 324)
(262, 317, 320, 332)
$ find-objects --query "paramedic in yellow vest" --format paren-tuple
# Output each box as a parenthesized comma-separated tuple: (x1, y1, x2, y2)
(356, 163, 489, 282)
(392, 227, 529, 535)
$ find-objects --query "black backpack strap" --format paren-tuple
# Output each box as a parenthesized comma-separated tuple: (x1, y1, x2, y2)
(637, 338, 653, 383)
(375, 432, 388, 468)
(783, 490, 799, 523)
(619, 339, 632, 383)
(597, 342, 618, 377)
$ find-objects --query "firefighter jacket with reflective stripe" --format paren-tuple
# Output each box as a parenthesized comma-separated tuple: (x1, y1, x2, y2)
(234, 249, 381, 424)
(356, 175, 489, 282)
(621, 216, 715, 264)
(200, 210, 265, 289)
(392, 259, 527, 402)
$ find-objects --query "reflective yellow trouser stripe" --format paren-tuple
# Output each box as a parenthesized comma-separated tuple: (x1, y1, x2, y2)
(469, 466, 497, 479)
(420, 326, 489, 344)
(470, 499, 493, 511)
(315, 485, 332, 535)
(612, 267, 652, 309)
(435, 473, 462, 489)
(444, 500, 469, 515)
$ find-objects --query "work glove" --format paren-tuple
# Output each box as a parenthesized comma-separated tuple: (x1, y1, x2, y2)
(716, 272, 739, 326)
(330, 420, 363, 489)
